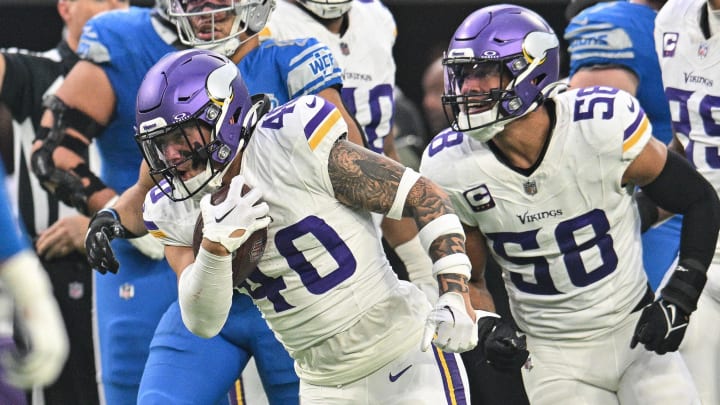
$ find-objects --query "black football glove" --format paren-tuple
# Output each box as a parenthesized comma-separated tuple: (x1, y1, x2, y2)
(631, 260, 707, 354)
(85, 208, 126, 274)
(477, 313, 529, 372)
(630, 298, 689, 355)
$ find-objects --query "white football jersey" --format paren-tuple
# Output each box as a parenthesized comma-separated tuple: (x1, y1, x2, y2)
(144, 95, 428, 386)
(143, 185, 204, 247)
(420, 87, 651, 340)
(262, 0, 397, 153)
(655, 0, 720, 263)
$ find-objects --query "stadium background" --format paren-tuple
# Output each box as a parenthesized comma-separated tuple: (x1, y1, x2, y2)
(0, 0, 572, 114)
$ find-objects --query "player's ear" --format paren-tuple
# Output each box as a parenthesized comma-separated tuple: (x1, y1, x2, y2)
(57, 0, 71, 24)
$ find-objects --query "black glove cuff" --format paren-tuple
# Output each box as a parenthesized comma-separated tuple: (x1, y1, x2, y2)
(95, 208, 119, 221)
(92, 208, 136, 239)
(661, 259, 707, 314)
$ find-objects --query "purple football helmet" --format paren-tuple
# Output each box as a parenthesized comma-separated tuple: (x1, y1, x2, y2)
(442, 4, 560, 142)
(135, 48, 254, 201)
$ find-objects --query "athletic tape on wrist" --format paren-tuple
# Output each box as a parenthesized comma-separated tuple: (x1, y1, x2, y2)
(387, 168, 422, 220)
(418, 214, 465, 253)
(102, 195, 120, 209)
(193, 245, 232, 275)
(432, 253, 472, 279)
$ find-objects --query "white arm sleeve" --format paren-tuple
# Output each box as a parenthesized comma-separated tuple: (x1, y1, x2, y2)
(394, 235, 438, 303)
(178, 247, 233, 338)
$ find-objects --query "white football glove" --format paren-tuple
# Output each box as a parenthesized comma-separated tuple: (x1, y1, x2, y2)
(421, 292, 478, 353)
(200, 175, 271, 253)
(1, 251, 69, 389)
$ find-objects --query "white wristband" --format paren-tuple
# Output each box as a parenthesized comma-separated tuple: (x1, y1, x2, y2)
(432, 253, 472, 279)
(387, 168, 422, 220)
(102, 195, 120, 209)
(418, 214, 466, 253)
(178, 246, 233, 338)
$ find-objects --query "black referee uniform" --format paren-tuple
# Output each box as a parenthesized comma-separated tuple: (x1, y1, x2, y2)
(1, 41, 99, 405)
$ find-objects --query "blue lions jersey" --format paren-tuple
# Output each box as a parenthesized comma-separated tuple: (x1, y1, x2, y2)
(78, 7, 176, 194)
(565, 1, 673, 144)
(240, 38, 342, 109)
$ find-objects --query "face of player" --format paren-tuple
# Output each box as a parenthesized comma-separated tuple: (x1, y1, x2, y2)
(157, 122, 212, 181)
(456, 62, 504, 115)
(181, 0, 239, 41)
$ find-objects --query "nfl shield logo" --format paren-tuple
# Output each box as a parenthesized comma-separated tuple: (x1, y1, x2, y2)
(119, 283, 135, 300)
(340, 42, 350, 55)
(698, 43, 709, 59)
(523, 180, 538, 195)
(68, 282, 84, 300)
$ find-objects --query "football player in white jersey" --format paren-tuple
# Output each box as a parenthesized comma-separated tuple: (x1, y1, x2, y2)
(420, 5, 720, 405)
(655, 1, 720, 403)
(136, 48, 474, 404)
(261, 0, 439, 304)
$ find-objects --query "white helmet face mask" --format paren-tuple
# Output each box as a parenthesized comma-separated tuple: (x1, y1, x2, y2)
(167, 0, 275, 56)
(298, 0, 352, 19)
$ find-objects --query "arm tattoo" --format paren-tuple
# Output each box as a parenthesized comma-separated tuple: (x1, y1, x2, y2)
(328, 140, 454, 225)
(438, 273, 469, 294)
(428, 234, 466, 263)
(328, 140, 401, 211)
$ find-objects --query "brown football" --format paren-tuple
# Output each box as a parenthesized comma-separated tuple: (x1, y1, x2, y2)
(192, 183, 267, 287)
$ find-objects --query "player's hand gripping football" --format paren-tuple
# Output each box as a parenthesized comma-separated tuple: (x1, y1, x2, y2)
(200, 175, 271, 253)
(421, 292, 478, 353)
(476, 312, 529, 372)
(85, 208, 125, 274)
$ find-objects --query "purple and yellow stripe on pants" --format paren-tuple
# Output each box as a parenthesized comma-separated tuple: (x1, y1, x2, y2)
(432, 346, 468, 405)
(227, 378, 246, 405)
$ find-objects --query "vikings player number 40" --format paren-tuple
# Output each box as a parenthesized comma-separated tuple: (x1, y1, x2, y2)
(241, 215, 357, 312)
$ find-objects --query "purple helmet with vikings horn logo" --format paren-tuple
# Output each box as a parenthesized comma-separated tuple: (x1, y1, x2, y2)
(442, 4, 560, 142)
(135, 48, 255, 201)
